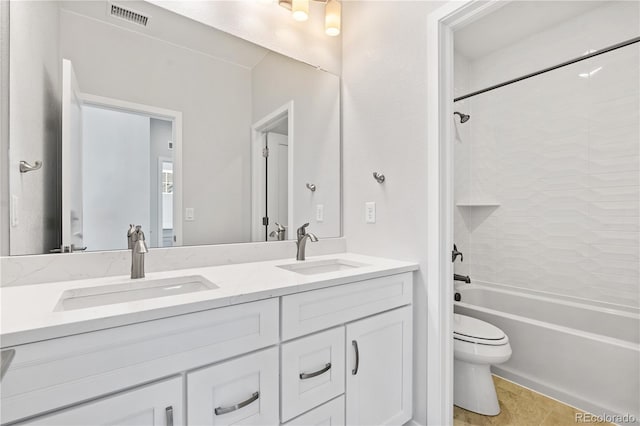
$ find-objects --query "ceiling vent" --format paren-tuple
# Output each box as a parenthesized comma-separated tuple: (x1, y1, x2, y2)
(108, 3, 149, 27)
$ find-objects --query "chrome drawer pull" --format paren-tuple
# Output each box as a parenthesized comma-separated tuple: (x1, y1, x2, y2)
(299, 363, 332, 380)
(165, 406, 173, 426)
(1, 349, 15, 381)
(214, 391, 260, 416)
(352, 340, 359, 375)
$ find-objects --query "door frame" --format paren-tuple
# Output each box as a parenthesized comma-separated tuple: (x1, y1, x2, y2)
(425, 1, 507, 424)
(250, 101, 294, 242)
(157, 156, 173, 247)
(80, 93, 184, 246)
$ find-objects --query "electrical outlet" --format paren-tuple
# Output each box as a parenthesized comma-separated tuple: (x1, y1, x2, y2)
(185, 207, 195, 221)
(365, 202, 376, 224)
(316, 204, 324, 222)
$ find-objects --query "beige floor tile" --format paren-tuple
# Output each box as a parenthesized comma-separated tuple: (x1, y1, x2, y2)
(452, 375, 608, 426)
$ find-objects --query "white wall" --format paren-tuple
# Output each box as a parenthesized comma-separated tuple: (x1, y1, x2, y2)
(59, 8, 253, 247)
(252, 52, 341, 238)
(8, 1, 61, 255)
(82, 106, 151, 252)
(342, 2, 444, 425)
(148, 0, 341, 75)
(454, 1, 640, 307)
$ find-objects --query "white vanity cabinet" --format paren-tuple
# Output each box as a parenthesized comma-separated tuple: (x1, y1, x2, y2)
(280, 272, 413, 426)
(20, 377, 183, 426)
(2, 270, 414, 426)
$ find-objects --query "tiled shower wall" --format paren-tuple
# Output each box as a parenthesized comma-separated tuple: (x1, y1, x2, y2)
(454, 2, 640, 307)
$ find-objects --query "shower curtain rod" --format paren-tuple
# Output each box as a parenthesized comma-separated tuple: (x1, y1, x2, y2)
(454, 35, 640, 102)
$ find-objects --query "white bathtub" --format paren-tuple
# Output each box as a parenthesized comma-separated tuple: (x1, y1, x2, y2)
(454, 282, 640, 422)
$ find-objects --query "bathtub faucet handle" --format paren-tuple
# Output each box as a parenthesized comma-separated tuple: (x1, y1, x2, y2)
(452, 244, 464, 263)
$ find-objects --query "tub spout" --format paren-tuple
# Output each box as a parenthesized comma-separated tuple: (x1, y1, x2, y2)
(454, 274, 471, 284)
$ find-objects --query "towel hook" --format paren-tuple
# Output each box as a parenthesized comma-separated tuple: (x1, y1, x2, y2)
(19, 160, 42, 173)
(306, 183, 316, 192)
(372, 172, 385, 184)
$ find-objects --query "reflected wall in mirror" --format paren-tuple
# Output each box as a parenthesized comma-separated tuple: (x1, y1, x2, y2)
(5, 0, 341, 255)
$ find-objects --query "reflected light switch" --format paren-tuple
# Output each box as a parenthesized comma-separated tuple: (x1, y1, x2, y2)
(10, 195, 18, 227)
(185, 208, 195, 221)
(316, 204, 324, 222)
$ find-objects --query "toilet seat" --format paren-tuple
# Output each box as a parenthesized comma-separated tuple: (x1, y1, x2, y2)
(454, 314, 509, 346)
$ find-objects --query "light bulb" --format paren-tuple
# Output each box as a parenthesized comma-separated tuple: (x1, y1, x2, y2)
(325, 0, 341, 36)
(292, 0, 309, 21)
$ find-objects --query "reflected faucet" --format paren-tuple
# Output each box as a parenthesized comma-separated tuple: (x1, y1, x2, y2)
(296, 223, 318, 261)
(130, 225, 148, 279)
(269, 223, 287, 241)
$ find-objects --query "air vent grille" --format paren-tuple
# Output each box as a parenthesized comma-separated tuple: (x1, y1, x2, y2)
(109, 3, 149, 27)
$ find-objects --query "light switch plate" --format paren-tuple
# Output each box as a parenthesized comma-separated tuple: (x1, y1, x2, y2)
(316, 204, 324, 222)
(185, 207, 195, 221)
(10, 195, 18, 227)
(365, 202, 376, 224)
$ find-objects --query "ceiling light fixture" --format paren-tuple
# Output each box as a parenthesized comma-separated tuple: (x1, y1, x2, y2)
(278, 0, 341, 36)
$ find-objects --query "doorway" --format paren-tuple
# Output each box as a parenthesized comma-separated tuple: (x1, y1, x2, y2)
(251, 102, 294, 242)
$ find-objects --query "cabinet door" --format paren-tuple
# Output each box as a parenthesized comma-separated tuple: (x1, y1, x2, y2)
(21, 377, 183, 426)
(345, 306, 412, 426)
(281, 327, 345, 421)
(187, 347, 279, 426)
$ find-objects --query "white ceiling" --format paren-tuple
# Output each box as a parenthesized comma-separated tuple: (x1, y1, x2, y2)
(454, 1, 607, 60)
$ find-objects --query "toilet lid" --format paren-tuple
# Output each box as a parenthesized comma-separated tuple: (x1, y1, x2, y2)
(454, 314, 508, 345)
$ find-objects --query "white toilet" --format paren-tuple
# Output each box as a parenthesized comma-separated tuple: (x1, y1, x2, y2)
(453, 314, 512, 415)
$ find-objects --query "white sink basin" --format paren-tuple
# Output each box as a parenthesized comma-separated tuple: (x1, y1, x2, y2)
(278, 259, 368, 275)
(55, 275, 219, 311)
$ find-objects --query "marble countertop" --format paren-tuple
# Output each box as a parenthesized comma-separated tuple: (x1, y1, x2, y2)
(0, 253, 418, 347)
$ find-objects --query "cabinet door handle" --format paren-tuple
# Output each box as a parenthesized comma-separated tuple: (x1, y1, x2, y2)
(352, 340, 360, 375)
(299, 363, 331, 380)
(214, 391, 260, 416)
(1, 349, 15, 381)
(165, 406, 173, 426)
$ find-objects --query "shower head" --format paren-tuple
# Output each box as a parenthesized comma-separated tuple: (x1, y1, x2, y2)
(454, 111, 470, 123)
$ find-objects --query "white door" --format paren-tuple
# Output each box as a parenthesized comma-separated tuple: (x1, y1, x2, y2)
(187, 347, 279, 426)
(266, 132, 288, 240)
(21, 377, 183, 426)
(346, 306, 413, 426)
(61, 58, 84, 252)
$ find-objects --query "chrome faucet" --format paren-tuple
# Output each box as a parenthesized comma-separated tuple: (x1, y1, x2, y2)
(269, 223, 287, 241)
(129, 225, 148, 279)
(296, 223, 318, 261)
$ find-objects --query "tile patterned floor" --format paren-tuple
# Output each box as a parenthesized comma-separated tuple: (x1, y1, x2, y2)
(453, 376, 613, 426)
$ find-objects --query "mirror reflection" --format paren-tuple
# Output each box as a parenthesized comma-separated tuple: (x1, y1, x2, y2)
(7, 0, 341, 255)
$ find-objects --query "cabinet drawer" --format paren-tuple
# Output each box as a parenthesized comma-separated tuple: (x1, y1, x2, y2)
(281, 273, 412, 340)
(1, 299, 278, 425)
(284, 396, 345, 426)
(17, 377, 183, 426)
(187, 347, 279, 426)
(281, 328, 345, 422)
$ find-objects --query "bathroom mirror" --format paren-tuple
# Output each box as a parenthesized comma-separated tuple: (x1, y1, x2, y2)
(5, 0, 341, 255)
